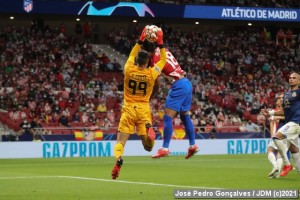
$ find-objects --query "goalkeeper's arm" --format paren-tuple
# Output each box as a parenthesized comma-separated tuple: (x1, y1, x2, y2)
(127, 43, 141, 64)
(126, 26, 148, 64)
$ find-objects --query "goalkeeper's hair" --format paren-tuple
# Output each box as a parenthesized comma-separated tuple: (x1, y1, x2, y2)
(142, 40, 156, 53)
(137, 50, 150, 66)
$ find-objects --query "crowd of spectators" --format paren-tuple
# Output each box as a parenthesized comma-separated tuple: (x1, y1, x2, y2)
(0, 20, 299, 137)
(0, 22, 123, 135)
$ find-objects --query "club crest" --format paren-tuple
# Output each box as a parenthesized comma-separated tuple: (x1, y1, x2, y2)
(23, 0, 33, 13)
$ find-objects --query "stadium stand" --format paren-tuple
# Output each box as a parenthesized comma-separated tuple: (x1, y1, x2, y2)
(0, 24, 123, 134)
(107, 24, 298, 129)
(0, 14, 299, 138)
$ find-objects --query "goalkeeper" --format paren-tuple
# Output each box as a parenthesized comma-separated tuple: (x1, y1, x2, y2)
(111, 26, 166, 180)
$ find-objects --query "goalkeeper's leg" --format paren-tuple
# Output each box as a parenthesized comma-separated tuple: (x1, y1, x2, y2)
(142, 134, 155, 152)
(112, 132, 129, 180)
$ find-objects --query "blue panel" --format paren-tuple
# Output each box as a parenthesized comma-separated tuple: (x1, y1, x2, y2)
(184, 5, 300, 22)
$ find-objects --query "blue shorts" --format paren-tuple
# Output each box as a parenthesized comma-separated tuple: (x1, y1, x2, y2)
(165, 78, 192, 112)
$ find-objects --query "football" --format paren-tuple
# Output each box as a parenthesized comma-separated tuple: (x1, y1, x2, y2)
(145, 25, 159, 42)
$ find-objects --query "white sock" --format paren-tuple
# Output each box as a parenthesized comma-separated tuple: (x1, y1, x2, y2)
(267, 152, 278, 169)
(291, 152, 300, 174)
(273, 139, 291, 165)
(277, 157, 283, 173)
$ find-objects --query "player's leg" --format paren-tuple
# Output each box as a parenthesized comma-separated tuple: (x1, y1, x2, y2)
(114, 132, 130, 160)
(112, 106, 134, 179)
(272, 135, 292, 176)
(141, 134, 155, 151)
(112, 132, 130, 179)
(152, 82, 182, 158)
(142, 122, 156, 151)
(267, 147, 277, 169)
(145, 123, 156, 141)
(180, 112, 196, 146)
(179, 79, 198, 159)
(276, 154, 283, 176)
(153, 78, 194, 158)
(152, 108, 176, 158)
(273, 122, 297, 176)
(289, 143, 300, 175)
(162, 108, 177, 148)
(267, 146, 280, 178)
(180, 112, 198, 159)
(136, 105, 155, 151)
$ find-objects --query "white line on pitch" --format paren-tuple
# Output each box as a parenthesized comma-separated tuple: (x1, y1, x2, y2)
(0, 157, 264, 167)
(0, 175, 223, 190)
(61, 175, 223, 189)
(0, 176, 58, 180)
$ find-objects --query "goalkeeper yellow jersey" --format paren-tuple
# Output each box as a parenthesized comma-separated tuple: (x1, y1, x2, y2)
(123, 43, 166, 104)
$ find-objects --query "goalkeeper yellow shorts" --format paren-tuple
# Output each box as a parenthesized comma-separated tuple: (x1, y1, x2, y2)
(118, 104, 152, 135)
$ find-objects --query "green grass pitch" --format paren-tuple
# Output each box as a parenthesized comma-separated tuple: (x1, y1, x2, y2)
(0, 154, 299, 200)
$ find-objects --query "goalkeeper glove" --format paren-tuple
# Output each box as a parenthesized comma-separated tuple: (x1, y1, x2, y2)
(156, 28, 163, 46)
(139, 25, 149, 42)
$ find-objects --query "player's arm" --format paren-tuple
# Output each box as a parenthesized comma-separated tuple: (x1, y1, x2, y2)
(274, 116, 285, 120)
(154, 47, 166, 71)
(269, 107, 284, 116)
(151, 48, 166, 75)
(150, 29, 166, 79)
(269, 119, 275, 137)
(269, 115, 283, 137)
(261, 107, 284, 117)
(127, 43, 141, 64)
(150, 76, 161, 99)
(126, 26, 148, 65)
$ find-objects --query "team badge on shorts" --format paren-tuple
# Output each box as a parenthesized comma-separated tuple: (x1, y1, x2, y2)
(155, 66, 160, 72)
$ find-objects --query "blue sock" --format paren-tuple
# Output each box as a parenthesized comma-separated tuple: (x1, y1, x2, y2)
(180, 114, 195, 146)
(287, 150, 291, 161)
(162, 115, 173, 148)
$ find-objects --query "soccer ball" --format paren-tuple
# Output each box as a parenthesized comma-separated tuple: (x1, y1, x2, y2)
(145, 25, 159, 42)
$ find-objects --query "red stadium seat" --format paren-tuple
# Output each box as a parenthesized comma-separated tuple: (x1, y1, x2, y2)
(243, 111, 251, 120)
(250, 115, 258, 123)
